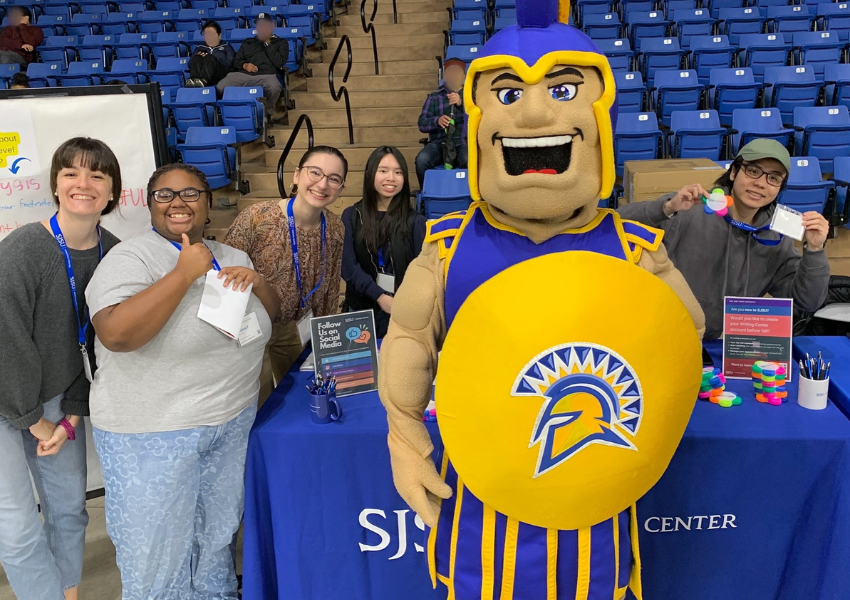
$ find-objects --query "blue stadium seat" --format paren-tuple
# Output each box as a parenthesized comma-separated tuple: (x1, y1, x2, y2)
(832, 155, 850, 223)
(66, 13, 101, 37)
(118, 3, 150, 12)
(493, 15, 515, 32)
(79, 34, 116, 66)
(653, 69, 704, 127)
(137, 9, 174, 33)
(663, 0, 698, 18)
(719, 7, 765, 46)
(766, 5, 814, 37)
(792, 31, 842, 79)
(629, 11, 672, 48)
(672, 8, 717, 47)
(148, 55, 189, 87)
(825, 63, 850, 111)
(170, 86, 217, 140)
(40, 35, 78, 67)
(816, 3, 850, 42)
(669, 109, 729, 160)
(452, 0, 488, 21)
(115, 32, 152, 60)
(247, 5, 285, 24)
(708, 0, 746, 19)
(689, 35, 735, 84)
(173, 8, 208, 32)
(779, 156, 834, 213)
(449, 18, 487, 45)
(281, 13, 319, 46)
(80, 4, 109, 16)
(211, 7, 247, 31)
(793, 106, 850, 174)
(151, 30, 190, 59)
(419, 169, 473, 220)
(58, 60, 105, 86)
(622, 1, 655, 21)
(615, 71, 647, 112)
(35, 14, 68, 36)
(595, 38, 633, 72)
(27, 62, 62, 87)
(576, 0, 614, 25)
(103, 12, 137, 35)
(639, 37, 686, 86)
(445, 44, 482, 65)
(495, 6, 516, 19)
(614, 112, 663, 175)
(41, 3, 71, 18)
(709, 67, 762, 125)
(153, 0, 181, 10)
(582, 12, 622, 39)
(217, 86, 265, 143)
(108, 58, 149, 84)
(191, 0, 218, 9)
(285, 2, 328, 25)
(0, 63, 20, 88)
(177, 126, 237, 189)
(731, 107, 793, 150)
(227, 0, 256, 8)
(764, 65, 822, 124)
(737, 33, 790, 81)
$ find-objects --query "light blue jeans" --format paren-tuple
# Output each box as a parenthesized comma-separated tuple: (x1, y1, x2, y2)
(0, 394, 89, 600)
(93, 403, 257, 600)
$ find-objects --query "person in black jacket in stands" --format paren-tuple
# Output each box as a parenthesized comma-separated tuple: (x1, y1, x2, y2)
(216, 13, 288, 120)
(342, 146, 426, 338)
(186, 20, 235, 88)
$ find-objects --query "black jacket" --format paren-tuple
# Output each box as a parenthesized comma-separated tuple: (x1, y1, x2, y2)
(232, 35, 289, 75)
(192, 42, 236, 70)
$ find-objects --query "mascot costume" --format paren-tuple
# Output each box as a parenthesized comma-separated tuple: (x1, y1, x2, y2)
(379, 0, 706, 597)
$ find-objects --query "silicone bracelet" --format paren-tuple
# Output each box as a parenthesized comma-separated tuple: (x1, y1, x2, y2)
(58, 418, 76, 441)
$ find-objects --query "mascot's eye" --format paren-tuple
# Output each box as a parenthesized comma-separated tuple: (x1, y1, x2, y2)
(550, 84, 578, 101)
(497, 88, 523, 105)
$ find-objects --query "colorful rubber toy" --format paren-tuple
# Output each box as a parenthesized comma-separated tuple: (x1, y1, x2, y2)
(699, 366, 728, 403)
(703, 187, 733, 217)
(752, 361, 787, 406)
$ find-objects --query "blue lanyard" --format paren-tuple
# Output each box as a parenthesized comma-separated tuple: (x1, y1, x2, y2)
(286, 197, 326, 309)
(153, 228, 221, 270)
(723, 215, 782, 246)
(377, 247, 385, 270)
(49, 213, 102, 349)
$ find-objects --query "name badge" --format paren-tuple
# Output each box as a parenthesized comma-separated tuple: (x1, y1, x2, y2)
(770, 204, 805, 241)
(297, 308, 314, 346)
(376, 273, 396, 294)
(238, 312, 263, 347)
(82, 347, 93, 383)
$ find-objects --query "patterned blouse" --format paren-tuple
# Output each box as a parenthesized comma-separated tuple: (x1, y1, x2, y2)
(224, 200, 344, 324)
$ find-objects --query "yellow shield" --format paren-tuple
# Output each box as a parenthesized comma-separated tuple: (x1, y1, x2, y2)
(436, 251, 701, 530)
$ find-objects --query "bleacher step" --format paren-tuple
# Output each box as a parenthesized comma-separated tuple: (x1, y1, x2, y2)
(288, 107, 421, 127)
(324, 33, 445, 49)
(336, 12, 450, 26)
(310, 59, 439, 77)
(321, 45, 441, 62)
(333, 23, 448, 37)
(293, 89, 435, 108)
(266, 145, 423, 170)
(375, 0, 453, 15)
(305, 73, 437, 92)
(267, 124, 423, 146)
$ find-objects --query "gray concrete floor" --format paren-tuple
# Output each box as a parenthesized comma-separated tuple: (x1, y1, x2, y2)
(0, 497, 244, 600)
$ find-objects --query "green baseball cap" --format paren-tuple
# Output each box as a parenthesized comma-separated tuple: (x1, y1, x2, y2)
(736, 139, 791, 174)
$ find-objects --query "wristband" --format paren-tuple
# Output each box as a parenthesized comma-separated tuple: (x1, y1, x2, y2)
(58, 418, 76, 441)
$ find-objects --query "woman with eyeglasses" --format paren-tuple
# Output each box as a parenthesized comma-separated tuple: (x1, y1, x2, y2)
(225, 145, 347, 383)
(85, 163, 278, 598)
(618, 139, 829, 339)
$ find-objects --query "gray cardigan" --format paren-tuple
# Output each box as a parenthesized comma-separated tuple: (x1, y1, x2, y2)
(618, 195, 830, 339)
(0, 222, 120, 428)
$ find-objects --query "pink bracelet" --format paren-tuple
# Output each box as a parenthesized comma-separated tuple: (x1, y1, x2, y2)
(58, 418, 76, 441)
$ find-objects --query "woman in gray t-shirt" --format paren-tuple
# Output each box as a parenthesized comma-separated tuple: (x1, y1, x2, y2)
(86, 164, 279, 599)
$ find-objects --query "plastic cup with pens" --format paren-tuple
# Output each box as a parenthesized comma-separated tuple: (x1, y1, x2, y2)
(308, 374, 343, 424)
(797, 352, 830, 411)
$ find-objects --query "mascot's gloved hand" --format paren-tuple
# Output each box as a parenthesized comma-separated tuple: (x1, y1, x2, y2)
(380, 243, 452, 528)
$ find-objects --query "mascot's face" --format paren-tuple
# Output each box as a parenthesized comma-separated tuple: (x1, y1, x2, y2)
(473, 64, 604, 221)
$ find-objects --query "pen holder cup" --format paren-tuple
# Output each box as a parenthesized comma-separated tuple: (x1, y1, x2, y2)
(797, 375, 829, 411)
(310, 392, 343, 424)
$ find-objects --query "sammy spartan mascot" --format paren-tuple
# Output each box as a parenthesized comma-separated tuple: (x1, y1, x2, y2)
(378, 0, 706, 597)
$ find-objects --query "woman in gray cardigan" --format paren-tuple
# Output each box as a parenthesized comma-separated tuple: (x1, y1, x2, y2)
(0, 137, 122, 600)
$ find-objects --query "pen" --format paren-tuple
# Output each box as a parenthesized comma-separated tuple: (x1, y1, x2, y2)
(825, 362, 831, 380)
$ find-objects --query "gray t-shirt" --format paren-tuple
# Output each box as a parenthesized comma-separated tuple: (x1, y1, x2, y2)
(85, 230, 272, 434)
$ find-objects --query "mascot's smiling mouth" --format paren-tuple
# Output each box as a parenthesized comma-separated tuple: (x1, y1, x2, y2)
(494, 130, 584, 176)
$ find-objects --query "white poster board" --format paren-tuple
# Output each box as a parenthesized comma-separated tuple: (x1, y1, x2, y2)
(0, 86, 166, 492)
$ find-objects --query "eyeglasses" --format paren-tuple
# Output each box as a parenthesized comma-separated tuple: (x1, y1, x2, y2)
(741, 162, 786, 188)
(300, 165, 345, 189)
(150, 187, 209, 203)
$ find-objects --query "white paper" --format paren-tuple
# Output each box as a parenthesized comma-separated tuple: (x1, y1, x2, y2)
(814, 303, 850, 323)
(238, 312, 263, 346)
(770, 204, 805, 241)
(197, 270, 252, 339)
(297, 308, 314, 346)
(300, 351, 315, 372)
(376, 273, 396, 294)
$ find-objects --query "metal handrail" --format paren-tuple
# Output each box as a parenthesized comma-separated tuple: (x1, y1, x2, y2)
(360, 0, 379, 75)
(277, 114, 315, 198)
(329, 34, 354, 145)
(392, 0, 397, 24)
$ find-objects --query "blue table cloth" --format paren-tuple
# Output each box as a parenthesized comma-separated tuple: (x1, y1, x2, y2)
(243, 341, 850, 600)
(794, 336, 850, 418)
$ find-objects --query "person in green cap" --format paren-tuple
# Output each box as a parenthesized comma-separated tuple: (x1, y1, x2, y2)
(618, 138, 830, 339)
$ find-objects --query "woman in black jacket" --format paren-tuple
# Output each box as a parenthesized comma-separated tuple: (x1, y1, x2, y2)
(186, 20, 235, 88)
(342, 146, 426, 338)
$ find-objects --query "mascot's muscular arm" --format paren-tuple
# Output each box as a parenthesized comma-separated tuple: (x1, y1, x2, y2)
(379, 241, 451, 528)
(637, 243, 706, 339)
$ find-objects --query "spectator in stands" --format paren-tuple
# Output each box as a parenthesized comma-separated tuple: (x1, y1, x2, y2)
(342, 146, 426, 338)
(225, 146, 347, 384)
(186, 20, 235, 89)
(9, 72, 29, 88)
(216, 13, 288, 121)
(415, 57, 468, 189)
(618, 139, 830, 339)
(102, 79, 127, 86)
(0, 6, 43, 66)
(0, 137, 122, 600)
(87, 163, 278, 599)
